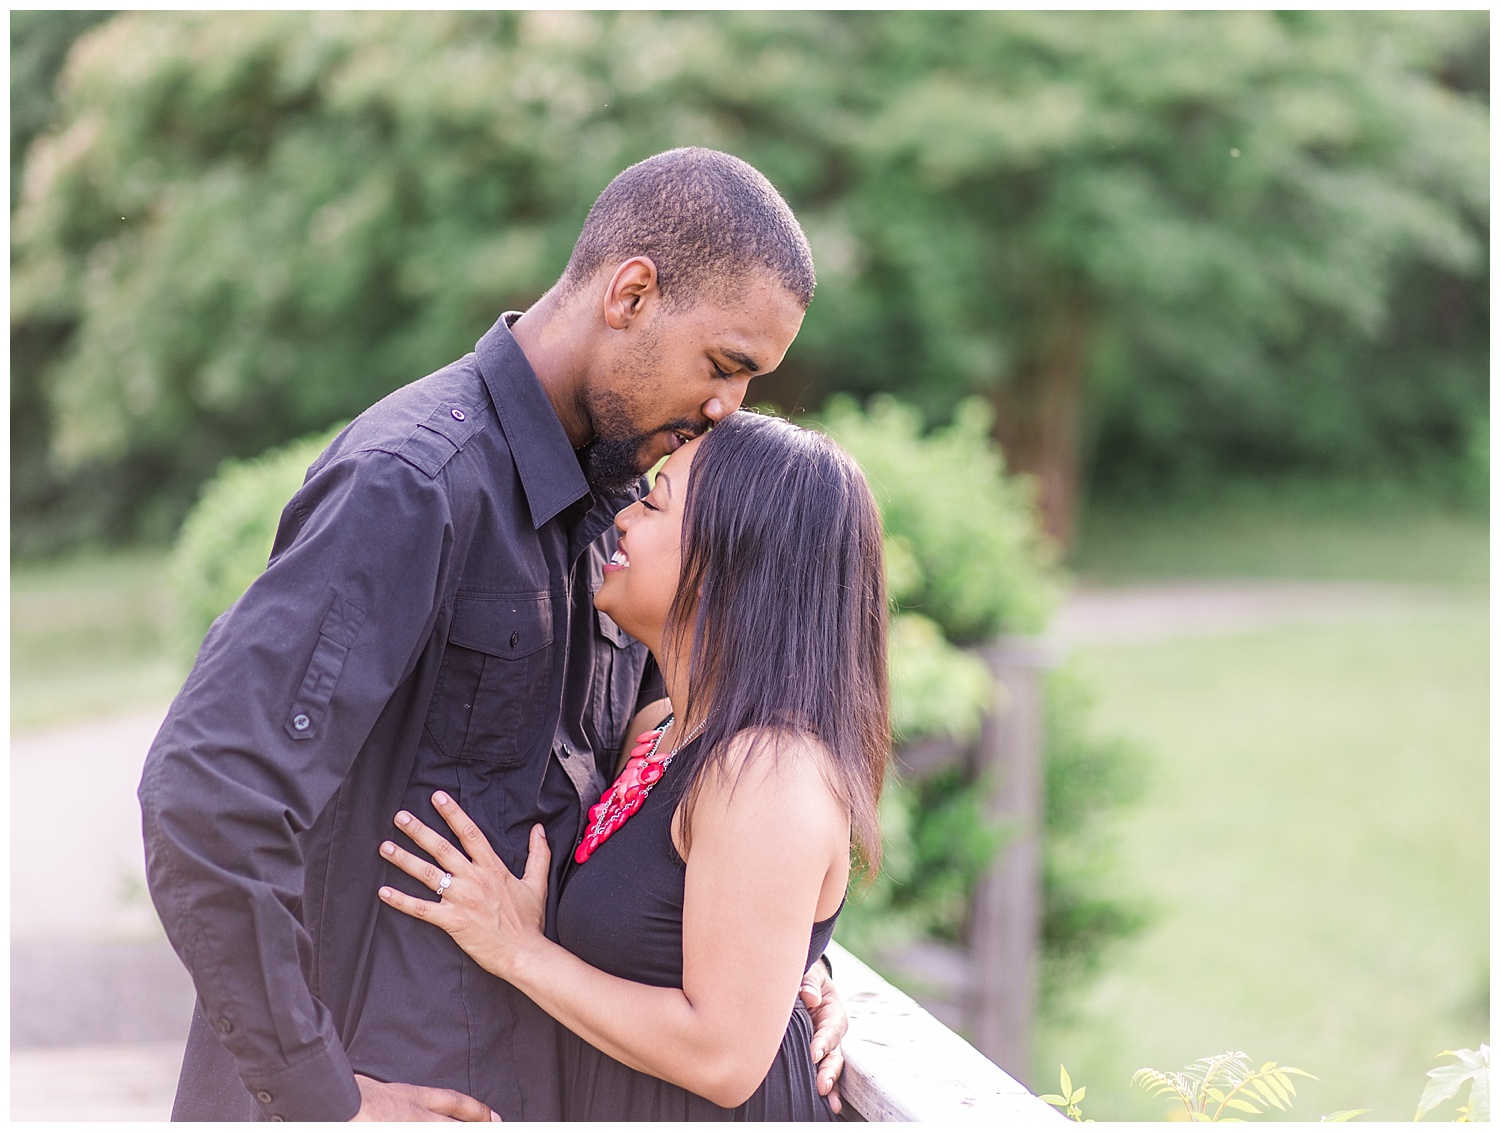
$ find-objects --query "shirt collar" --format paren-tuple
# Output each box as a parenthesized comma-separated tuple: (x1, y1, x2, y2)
(476, 311, 591, 530)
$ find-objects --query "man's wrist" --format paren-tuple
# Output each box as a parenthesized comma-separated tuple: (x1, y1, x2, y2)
(239, 1039, 362, 1122)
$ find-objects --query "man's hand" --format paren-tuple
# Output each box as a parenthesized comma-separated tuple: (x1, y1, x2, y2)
(351, 1075, 500, 1121)
(799, 961, 848, 1116)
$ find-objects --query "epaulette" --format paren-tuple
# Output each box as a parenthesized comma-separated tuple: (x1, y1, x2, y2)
(392, 404, 485, 478)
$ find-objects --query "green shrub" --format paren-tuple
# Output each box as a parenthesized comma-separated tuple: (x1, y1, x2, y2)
(170, 397, 1144, 1007)
(818, 394, 1061, 647)
(1041, 666, 1151, 1013)
(818, 395, 1145, 999)
(169, 424, 344, 663)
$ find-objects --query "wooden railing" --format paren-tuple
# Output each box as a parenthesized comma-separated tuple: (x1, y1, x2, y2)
(877, 635, 1061, 1081)
(827, 941, 1066, 1123)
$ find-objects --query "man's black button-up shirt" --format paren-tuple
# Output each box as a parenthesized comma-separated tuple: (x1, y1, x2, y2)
(139, 313, 657, 1121)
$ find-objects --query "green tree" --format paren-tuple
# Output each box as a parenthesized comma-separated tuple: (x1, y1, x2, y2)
(11, 10, 116, 556)
(10, 10, 113, 204)
(784, 11, 1488, 543)
(13, 12, 1487, 554)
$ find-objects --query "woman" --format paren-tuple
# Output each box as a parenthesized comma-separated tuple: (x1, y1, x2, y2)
(376, 411, 888, 1119)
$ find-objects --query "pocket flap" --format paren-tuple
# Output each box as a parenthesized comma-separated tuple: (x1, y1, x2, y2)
(449, 593, 553, 659)
(596, 608, 629, 647)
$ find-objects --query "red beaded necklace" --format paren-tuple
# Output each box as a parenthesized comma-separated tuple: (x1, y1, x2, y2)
(574, 716, 702, 864)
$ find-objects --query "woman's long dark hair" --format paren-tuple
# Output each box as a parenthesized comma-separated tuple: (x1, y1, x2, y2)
(663, 410, 889, 873)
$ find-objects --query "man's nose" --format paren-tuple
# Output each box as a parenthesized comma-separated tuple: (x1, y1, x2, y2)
(702, 378, 752, 423)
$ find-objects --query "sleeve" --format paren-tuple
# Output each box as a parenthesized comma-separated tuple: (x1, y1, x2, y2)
(138, 450, 454, 1121)
(633, 651, 667, 716)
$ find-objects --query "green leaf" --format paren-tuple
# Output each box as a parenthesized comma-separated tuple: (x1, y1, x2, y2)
(1072, 1086, 1087, 1103)
(1060, 1065, 1074, 1097)
(1222, 1097, 1262, 1114)
(1240, 1080, 1273, 1110)
(1256, 1074, 1292, 1108)
(1039, 1094, 1067, 1106)
(1467, 1054, 1489, 1122)
(1321, 1109, 1372, 1121)
(1417, 1059, 1485, 1118)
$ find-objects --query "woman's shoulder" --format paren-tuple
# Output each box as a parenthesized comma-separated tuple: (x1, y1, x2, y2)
(707, 727, 847, 821)
(718, 725, 832, 774)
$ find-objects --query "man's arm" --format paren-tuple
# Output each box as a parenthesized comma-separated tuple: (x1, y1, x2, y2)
(139, 453, 456, 1121)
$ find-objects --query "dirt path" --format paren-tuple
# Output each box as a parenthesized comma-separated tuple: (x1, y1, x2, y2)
(1052, 580, 1469, 645)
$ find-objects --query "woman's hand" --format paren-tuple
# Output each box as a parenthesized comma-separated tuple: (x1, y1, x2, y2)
(799, 963, 847, 1115)
(378, 791, 551, 983)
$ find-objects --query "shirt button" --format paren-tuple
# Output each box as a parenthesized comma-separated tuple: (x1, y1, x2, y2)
(256, 1091, 274, 1104)
(451, 407, 466, 422)
(217, 1017, 233, 1034)
(292, 714, 311, 732)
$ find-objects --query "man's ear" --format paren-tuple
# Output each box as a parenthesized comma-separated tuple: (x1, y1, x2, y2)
(602, 257, 660, 330)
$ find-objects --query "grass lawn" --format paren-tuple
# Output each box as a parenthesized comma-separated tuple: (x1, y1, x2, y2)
(1072, 489, 1488, 587)
(11, 548, 184, 733)
(1036, 493, 1488, 1121)
(8, 496, 1489, 1122)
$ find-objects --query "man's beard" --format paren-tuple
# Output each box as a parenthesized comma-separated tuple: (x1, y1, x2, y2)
(579, 430, 654, 493)
(577, 389, 700, 493)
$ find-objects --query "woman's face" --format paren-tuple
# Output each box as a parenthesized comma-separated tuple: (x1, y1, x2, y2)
(594, 433, 704, 654)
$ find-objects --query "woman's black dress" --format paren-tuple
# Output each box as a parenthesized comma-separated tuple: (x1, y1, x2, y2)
(555, 736, 840, 1121)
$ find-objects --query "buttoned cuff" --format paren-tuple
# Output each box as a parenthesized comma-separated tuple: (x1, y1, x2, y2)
(242, 1039, 362, 1122)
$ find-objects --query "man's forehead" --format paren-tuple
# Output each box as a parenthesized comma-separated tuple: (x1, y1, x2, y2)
(686, 286, 805, 363)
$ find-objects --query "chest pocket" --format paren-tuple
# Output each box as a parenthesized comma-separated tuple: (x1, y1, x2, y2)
(427, 592, 555, 766)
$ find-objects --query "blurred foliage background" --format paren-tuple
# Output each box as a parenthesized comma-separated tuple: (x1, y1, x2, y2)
(11, 10, 1488, 556)
(11, 10, 1488, 1120)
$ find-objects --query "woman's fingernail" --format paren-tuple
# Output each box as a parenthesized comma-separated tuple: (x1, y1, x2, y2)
(434, 791, 451, 806)
(379, 887, 392, 899)
(381, 841, 396, 856)
(395, 811, 412, 826)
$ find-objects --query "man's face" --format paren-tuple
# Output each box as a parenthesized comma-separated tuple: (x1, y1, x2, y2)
(578, 270, 805, 491)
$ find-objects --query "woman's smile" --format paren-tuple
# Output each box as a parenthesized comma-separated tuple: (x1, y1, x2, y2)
(595, 433, 702, 651)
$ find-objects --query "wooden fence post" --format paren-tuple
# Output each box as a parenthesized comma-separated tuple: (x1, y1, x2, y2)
(966, 635, 1060, 1084)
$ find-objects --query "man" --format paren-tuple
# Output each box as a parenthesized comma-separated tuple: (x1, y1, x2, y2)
(139, 148, 846, 1121)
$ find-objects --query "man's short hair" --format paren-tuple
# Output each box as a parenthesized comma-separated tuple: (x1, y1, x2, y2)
(561, 148, 815, 308)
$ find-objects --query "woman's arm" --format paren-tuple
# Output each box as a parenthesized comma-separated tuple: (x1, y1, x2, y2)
(378, 733, 848, 1108)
